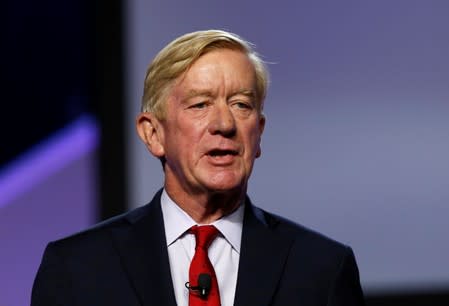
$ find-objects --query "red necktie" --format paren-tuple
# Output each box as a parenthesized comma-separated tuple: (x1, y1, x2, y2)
(189, 225, 221, 306)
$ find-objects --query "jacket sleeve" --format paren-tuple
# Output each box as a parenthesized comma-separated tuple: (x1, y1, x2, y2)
(31, 242, 73, 306)
(327, 247, 365, 306)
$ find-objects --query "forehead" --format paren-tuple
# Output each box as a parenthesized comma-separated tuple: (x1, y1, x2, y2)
(173, 49, 257, 94)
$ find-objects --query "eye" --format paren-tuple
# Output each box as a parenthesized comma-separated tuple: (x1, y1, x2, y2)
(233, 101, 252, 110)
(190, 101, 208, 109)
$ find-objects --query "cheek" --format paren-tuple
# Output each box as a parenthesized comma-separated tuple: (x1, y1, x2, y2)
(249, 124, 263, 145)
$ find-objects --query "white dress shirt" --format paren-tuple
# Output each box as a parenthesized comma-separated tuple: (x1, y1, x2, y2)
(160, 189, 244, 306)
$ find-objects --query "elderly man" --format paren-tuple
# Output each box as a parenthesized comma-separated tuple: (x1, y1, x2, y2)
(32, 30, 365, 306)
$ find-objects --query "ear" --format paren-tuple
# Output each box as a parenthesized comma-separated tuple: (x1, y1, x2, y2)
(256, 114, 265, 158)
(136, 112, 165, 158)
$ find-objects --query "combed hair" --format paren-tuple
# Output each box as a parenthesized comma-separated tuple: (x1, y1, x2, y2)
(141, 30, 269, 118)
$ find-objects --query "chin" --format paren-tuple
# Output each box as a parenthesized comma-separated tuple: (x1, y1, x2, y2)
(207, 184, 241, 194)
(202, 175, 247, 194)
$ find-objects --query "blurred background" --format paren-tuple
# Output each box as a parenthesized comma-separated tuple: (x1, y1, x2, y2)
(1, 0, 448, 305)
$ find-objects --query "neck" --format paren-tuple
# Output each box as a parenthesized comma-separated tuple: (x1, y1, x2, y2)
(164, 183, 245, 224)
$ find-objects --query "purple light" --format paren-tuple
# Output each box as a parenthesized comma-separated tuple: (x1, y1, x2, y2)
(0, 115, 99, 209)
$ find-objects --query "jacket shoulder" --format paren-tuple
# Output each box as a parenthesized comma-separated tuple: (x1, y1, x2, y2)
(252, 204, 351, 256)
(46, 202, 153, 254)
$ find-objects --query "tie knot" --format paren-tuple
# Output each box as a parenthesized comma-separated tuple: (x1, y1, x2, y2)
(190, 225, 219, 250)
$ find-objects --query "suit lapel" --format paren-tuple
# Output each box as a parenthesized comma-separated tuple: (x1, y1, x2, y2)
(234, 201, 295, 306)
(109, 190, 177, 306)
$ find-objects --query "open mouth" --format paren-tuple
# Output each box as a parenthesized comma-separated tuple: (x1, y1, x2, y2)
(207, 149, 238, 157)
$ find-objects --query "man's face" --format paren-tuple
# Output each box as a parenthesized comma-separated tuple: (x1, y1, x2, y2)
(156, 49, 265, 196)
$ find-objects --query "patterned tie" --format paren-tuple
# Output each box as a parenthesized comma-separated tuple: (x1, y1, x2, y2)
(189, 225, 221, 306)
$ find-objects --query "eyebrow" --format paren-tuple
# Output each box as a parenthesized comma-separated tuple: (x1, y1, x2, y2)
(230, 89, 256, 99)
(185, 89, 214, 100)
(183, 88, 256, 101)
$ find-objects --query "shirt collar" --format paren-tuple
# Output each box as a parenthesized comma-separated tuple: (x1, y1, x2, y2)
(160, 189, 244, 253)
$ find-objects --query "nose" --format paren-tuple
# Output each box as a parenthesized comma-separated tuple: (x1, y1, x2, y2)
(208, 103, 236, 137)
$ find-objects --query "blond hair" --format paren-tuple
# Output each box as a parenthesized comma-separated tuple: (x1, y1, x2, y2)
(141, 30, 269, 118)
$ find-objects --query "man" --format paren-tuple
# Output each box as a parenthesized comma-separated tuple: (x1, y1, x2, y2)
(32, 30, 365, 306)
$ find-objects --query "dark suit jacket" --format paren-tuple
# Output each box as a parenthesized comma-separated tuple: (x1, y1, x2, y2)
(31, 190, 365, 305)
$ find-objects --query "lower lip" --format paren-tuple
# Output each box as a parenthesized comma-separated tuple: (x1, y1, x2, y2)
(206, 154, 236, 165)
